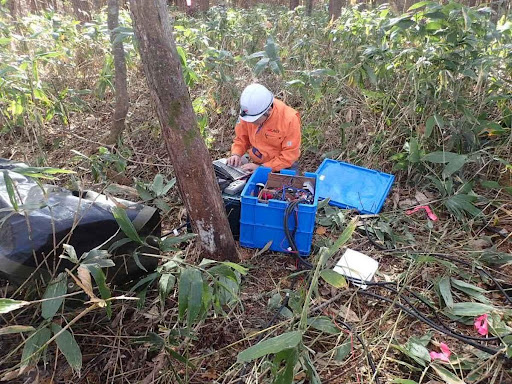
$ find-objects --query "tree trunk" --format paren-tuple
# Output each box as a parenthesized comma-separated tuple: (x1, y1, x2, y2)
(7, 0, 17, 19)
(198, 0, 209, 11)
(129, 0, 239, 262)
(306, 0, 313, 16)
(106, 0, 129, 144)
(71, 0, 92, 22)
(290, 0, 299, 9)
(328, 0, 341, 20)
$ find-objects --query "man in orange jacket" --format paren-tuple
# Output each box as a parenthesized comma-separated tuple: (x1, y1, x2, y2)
(226, 83, 301, 172)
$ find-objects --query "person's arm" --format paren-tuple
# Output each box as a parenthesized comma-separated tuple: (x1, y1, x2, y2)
(262, 114, 301, 171)
(231, 120, 251, 156)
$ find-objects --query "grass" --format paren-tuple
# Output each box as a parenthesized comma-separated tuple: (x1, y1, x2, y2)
(1, 1, 512, 383)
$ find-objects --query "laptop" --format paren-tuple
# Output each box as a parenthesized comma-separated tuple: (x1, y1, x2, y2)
(213, 158, 250, 181)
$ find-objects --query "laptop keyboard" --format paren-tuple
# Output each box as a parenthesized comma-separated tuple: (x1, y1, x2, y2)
(213, 160, 249, 181)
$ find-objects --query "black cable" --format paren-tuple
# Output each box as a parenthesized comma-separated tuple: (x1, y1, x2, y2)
(357, 290, 502, 356)
(335, 319, 381, 384)
(160, 222, 188, 238)
(284, 199, 313, 270)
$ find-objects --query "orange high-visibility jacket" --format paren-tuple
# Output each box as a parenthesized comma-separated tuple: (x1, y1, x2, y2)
(231, 99, 301, 171)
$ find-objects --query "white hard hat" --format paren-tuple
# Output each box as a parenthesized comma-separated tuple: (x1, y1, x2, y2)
(239, 84, 274, 123)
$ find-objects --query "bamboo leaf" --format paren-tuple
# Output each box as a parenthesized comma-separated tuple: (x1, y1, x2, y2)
(112, 207, 143, 244)
(50, 323, 82, 373)
(42, 272, 67, 320)
(320, 269, 347, 288)
(446, 302, 494, 317)
(432, 364, 466, 384)
(307, 317, 340, 334)
(0, 325, 35, 335)
(2, 171, 18, 211)
(0, 299, 30, 314)
(439, 276, 453, 309)
(20, 327, 51, 371)
(237, 331, 302, 363)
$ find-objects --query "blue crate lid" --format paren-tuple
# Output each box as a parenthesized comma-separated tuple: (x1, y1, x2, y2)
(315, 159, 394, 214)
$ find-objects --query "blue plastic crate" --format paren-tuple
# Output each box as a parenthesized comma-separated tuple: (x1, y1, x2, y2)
(315, 159, 394, 214)
(240, 167, 318, 256)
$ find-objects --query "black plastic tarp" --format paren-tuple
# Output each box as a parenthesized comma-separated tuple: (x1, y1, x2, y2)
(0, 159, 160, 285)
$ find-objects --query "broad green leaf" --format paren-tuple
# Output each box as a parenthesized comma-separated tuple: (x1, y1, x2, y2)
(159, 273, 176, 306)
(11, 166, 75, 179)
(447, 302, 494, 317)
(2, 171, 18, 211)
(431, 364, 466, 384)
(162, 178, 176, 195)
(20, 327, 52, 370)
(136, 184, 154, 201)
(253, 57, 270, 75)
(221, 261, 248, 275)
(307, 317, 340, 334)
(178, 268, 203, 326)
(160, 233, 196, 251)
(320, 269, 347, 288)
(237, 331, 302, 363)
(392, 380, 420, 384)
(273, 348, 298, 384)
(409, 138, 420, 163)
(152, 174, 164, 196)
(81, 249, 115, 269)
(335, 341, 352, 361)
(445, 194, 481, 218)
(108, 238, 133, 253)
(112, 207, 143, 244)
(423, 151, 463, 164)
(51, 323, 82, 373)
(0, 325, 35, 335)
(439, 276, 453, 309)
(130, 272, 159, 292)
(42, 272, 67, 320)
(408, 1, 434, 10)
(324, 217, 357, 262)
(0, 298, 29, 314)
(451, 279, 489, 304)
(89, 266, 112, 318)
(443, 155, 468, 179)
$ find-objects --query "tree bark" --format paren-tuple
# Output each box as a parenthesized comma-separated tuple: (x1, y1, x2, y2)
(129, 0, 239, 262)
(71, 0, 92, 22)
(7, 0, 17, 19)
(328, 0, 341, 20)
(290, 0, 299, 9)
(106, 0, 129, 144)
(198, 0, 209, 11)
(306, 0, 313, 16)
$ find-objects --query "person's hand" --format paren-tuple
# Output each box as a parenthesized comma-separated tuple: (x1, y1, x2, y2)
(240, 163, 260, 173)
(227, 154, 242, 167)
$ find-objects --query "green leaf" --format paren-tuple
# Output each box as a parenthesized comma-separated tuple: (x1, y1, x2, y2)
(439, 276, 453, 309)
(108, 238, 134, 253)
(253, 57, 270, 75)
(324, 218, 357, 262)
(443, 155, 467, 179)
(254, 240, 273, 257)
(152, 174, 164, 196)
(408, 1, 434, 10)
(42, 272, 67, 320)
(445, 194, 481, 218)
(178, 268, 203, 326)
(307, 317, 340, 334)
(159, 273, 176, 306)
(423, 151, 463, 164)
(2, 171, 18, 211)
(273, 347, 298, 384)
(11, 166, 75, 179)
(0, 325, 35, 335)
(133, 252, 148, 272)
(0, 298, 30, 314)
(112, 207, 143, 244)
(89, 266, 112, 318)
(237, 331, 302, 363)
(391, 380, 420, 384)
(431, 364, 466, 384)
(130, 272, 159, 292)
(451, 279, 489, 304)
(320, 269, 347, 288)
(447, 302, 494, 317)
(20, 327, 52, 370)
(51, 323, 82, 373)
(160, 233, 196, 251)
(409, 137, 420, 163)
(220, 261, 248, 275)
(136, 184, 154, 201)
(335, 340, 352, 361)
(81, 249, 115, 269)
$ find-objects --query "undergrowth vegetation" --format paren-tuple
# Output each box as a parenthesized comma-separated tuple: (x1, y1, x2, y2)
(1, 1, 512, 383)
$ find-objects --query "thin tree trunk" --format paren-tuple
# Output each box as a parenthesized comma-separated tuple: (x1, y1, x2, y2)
(71, 0, 92, 22)
(328, 0, 341, 20)
(290, 0, 299, 9)
(129, 0, 239, 262)
(7, 0, 17, 19)
(106, 0, 129, 144)
(306, 0, 313, 16)
(198, 0, 209, 11)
